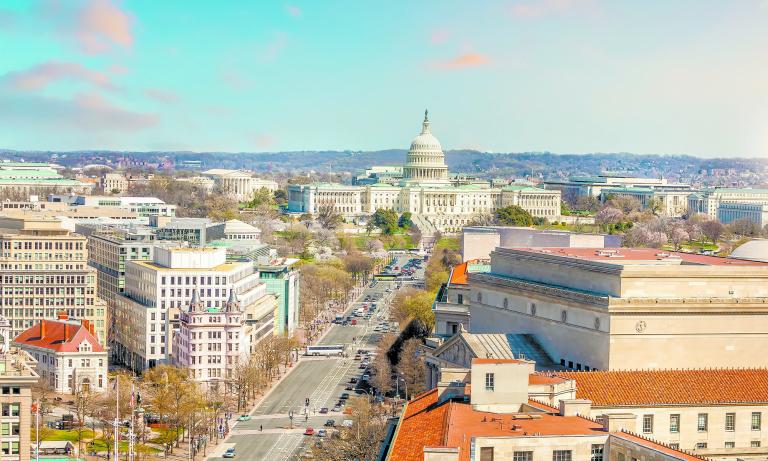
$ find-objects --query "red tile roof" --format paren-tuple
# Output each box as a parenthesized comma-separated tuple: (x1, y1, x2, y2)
(387, 388, 706, 461)
(449, 261, 470, 285)
(14, 320, 104, 353)
(526, 398, 560, 413)
(554, 369, 768, 406)
(529, 374, 569, 385)
(513, 247, 768, 266)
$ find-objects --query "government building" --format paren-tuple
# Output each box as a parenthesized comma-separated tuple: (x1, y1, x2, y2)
(287, 111, 561, 232)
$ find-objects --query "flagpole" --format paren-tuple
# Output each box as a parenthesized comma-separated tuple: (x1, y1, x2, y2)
(114, 375, 119, 461)
(129, 383, 135, 461)
(34, 400, 39, 461)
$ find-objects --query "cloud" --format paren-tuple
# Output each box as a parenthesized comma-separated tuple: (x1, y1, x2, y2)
(260, 32, 287, 62)
(0, 89, 158, 133)
(430, 52, 490, 70)
(144, 88, 179, 104)
(286, 5, 301, 17)
(220, 69, 255, 91)
(430, 29, 450, 45)
(41, 0, 134, 54)
(1, 61, 116, 91)
(254, 133, 275, 149)
(106, 63, 129, 75)
(508, 0, 590, 18)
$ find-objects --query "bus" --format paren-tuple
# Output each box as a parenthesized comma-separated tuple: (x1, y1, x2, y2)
(305, 344, 346, 357)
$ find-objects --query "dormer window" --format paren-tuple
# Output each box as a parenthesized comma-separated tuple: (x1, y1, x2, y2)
(78, 342, 92, 353)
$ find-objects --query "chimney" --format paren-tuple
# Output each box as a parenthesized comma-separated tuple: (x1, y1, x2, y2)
(602, 413, 637, 433)
(57, 311, 68, 321)
(559, 399, 592, 417)
(40, 321, 46, 339)
(81, 319, 93, 335)
(64, 323, 70, 342)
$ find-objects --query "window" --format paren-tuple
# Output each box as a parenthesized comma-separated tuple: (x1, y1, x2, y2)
(590, 444, 604, 461)
(725, 442, 735, 449)
(617, 454, 625, 461)
(751, 441, 761, 448)
(480, 447, 494, 461)
(642, 414, 653, 433)
(485, 373, 494, 391)
(457, 294, 463, 304)
(698, 413, 708, 432)
(670, 414, 680, 433)
(553, 450, 572, 461)
(513, 452, 532, 461)
(726, 413, 735, 431)
(695, 443, 707, 450)
(752, 412, 762, 430)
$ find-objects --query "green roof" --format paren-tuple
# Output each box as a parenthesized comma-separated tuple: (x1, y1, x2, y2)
(501, 185, 547, 192)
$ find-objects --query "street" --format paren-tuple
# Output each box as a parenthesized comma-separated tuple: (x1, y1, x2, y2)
(206, 258, 412, 461)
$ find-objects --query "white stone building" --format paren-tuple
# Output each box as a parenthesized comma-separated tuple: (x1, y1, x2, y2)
(112, 246, 274, 372)
(13, 313, 107, 394)
(688, 188, 768, 219)
(287, 111, 561, 232)
(203, 169, 279, 201)
(717, 202, 768, 227)
(172, 288, 251, 388)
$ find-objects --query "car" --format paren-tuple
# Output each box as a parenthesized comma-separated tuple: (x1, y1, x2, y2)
(358, 364, 367, 369)
(353, 355, 361, 361)
(324, 419, 335, 427)
(319, 407, 329, 414)
(317, 429, 328, 437)
(351, 319, 357, 326)
(349, 377, 358, 384)
(223, 448, 236, 458)
(332, 404, 342, 412)
(304, 427, 315, 436)
(340, 393, 350, 399)
(345, 385, 354, 390)
(236, 414, 251, 421)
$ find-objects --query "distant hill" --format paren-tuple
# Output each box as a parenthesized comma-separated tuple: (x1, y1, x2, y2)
(1, 149, 766, 183)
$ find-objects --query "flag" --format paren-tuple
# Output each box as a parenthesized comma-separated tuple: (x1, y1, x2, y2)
(131, 384, 135, 407)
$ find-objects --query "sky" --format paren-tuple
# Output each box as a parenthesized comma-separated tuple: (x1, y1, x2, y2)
(1, 1, 768, 157)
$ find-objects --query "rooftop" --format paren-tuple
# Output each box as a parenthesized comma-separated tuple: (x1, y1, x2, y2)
(14, 317, 104, 353)
(448, 260, 491, 285)
(510, 247, 768, 266)
(552, 368, 768, 406)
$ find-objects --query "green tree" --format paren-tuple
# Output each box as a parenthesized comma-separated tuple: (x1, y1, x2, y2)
(391, 288, 435, 331)
(495, 205, 534, 226)
(246, 187, 274, 208)
(398, 211, 413, 229)
(317, 204, 344, 229)
(371, 209, 399, 234)
(273, 189, 288, 205)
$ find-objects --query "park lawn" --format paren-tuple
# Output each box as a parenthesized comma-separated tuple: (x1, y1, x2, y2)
(87, 440, 129, 451)
(45, 429, 95, 442)
(434, 236, 460, 251)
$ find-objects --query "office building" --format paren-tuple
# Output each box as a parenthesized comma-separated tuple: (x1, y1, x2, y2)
(0, 215, 107, 344)
(717, 203, 768, 227)
(542, 173, 669, 203)
(202, 169, 279, 201)
(256, 257, 300, 335)
(468, 247, 768, 371)
(0, 162, 92, 196)
(688, 188, 768, 219)
(151, 217, 225, 247)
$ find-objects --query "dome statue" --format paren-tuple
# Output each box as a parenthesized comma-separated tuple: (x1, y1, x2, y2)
(402, 110, 450, 185)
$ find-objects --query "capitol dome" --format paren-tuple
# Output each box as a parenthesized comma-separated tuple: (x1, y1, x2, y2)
(730, 239, 768, 263)
(402, 110, 449, 185)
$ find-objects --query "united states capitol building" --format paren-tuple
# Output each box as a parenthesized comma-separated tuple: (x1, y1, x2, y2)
(287, 111, 561, 232)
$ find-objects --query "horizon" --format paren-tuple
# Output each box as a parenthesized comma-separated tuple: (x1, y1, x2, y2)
(2, 1, 768, 157)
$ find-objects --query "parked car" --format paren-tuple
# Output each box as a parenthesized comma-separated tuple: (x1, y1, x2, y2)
(304, 427, 315, 436)
(237, 414, 251, 421)
(317, 429, 328, 437)
(223, 448, 236, 458)
(332, 404, 342, 412)
(324, 419, 335, 427)
(319, 407, 329, 414)
(340, 393, 350, 399)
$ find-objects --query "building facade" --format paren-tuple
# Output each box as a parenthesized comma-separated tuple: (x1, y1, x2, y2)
(256, 257, 300, 335)
(543, 173, 670, 203)
(0, 162, 93, 196)
(112, 246, 272, 372)
(202, 169, 279, 201)
(601, 186, 694, 217)
(151, 217, 225, 247)
(172, 289, 251, 388)
(688, 188, 768, 219)
(0, 216, 107, 344)
(717, 203, 768, 227)
(286, 112, 561, 232)
(13, 314, 107, 394)
(468, 247, 768, 371)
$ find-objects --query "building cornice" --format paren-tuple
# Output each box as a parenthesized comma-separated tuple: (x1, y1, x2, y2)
(470, 273, 610, 307)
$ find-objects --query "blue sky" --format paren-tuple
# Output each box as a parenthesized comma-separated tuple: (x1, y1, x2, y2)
(1, 0, 767, 157)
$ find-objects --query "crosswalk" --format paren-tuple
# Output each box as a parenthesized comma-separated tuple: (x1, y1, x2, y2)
(270, 432, 304, 461)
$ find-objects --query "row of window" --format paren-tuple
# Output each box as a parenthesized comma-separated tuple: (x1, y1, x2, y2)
(641, 412, 762, 434)
(480, 448, 589, 461)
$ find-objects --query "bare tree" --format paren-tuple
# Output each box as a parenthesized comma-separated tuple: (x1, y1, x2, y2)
(311, 397, 390, 461)
(396, 339, 427, 398)
(701, 219, 725, 244)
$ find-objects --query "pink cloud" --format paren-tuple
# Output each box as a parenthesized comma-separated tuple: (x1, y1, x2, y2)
(2, 61, 116, 91)
(220, 69, 255, 91)
(71, 92, 157, 131)
(430, 29, 450, 45)
(261, 32, 287, 62)
(254, 133, 275, 149)
(508, 0, 590, 18)
(286, 5, 302, 17)
(41, 0, 133, 54)
(430, 52, 490, 70)
(144, 88, 179, 104)
(106, 63, 129, 75)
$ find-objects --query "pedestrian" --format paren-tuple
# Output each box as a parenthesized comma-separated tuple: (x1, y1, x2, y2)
(260, 424, 263, 432)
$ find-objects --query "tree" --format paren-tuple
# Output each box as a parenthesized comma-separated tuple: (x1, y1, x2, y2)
(246, 187, 274, 208)
(574, 195, 601, 213)
(371, 209, 399, 234)
(205, 195, 239, 221)
(494, 205, 534, 227)
(273, 189, 288, 205)
(729, 218, 760, 237)
(310, 397, 389, 461)
(398, 212, 413, 229)
(606, 195, 642, 214)
(72, 381, 98, 455)
(623, 225, 667, 248)
(669, 226, 689, 251)
(396, 338, 427, 398)
(647, 197, 663, 216)
(343, 253, 374, 281)
(595, 207, 624, 230)
(391, 288, 435, 331)
(317, 204, 344, 229)
(701, 219, 725, 244)
(371, 334, 397, 395)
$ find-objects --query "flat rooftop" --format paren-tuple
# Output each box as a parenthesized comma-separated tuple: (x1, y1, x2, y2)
(510, 247, 768, 266)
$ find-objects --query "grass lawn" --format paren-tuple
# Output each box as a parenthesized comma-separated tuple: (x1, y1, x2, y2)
(44, 429, 95, 442)
(434, 236, 460, 251)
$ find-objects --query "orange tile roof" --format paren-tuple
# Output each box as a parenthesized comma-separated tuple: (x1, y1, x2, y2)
(529, 374, 569, 385)
(449, 261, 470, 285)
(14, 320, 104, 353)
(554, 369, 768, 406)
(613, 431, 707, 461)
(387, 388, 705, 461)
(527, 398, 560, 413)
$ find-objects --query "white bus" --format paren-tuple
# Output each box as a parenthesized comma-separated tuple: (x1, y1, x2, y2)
(305, 344, 345, 356)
